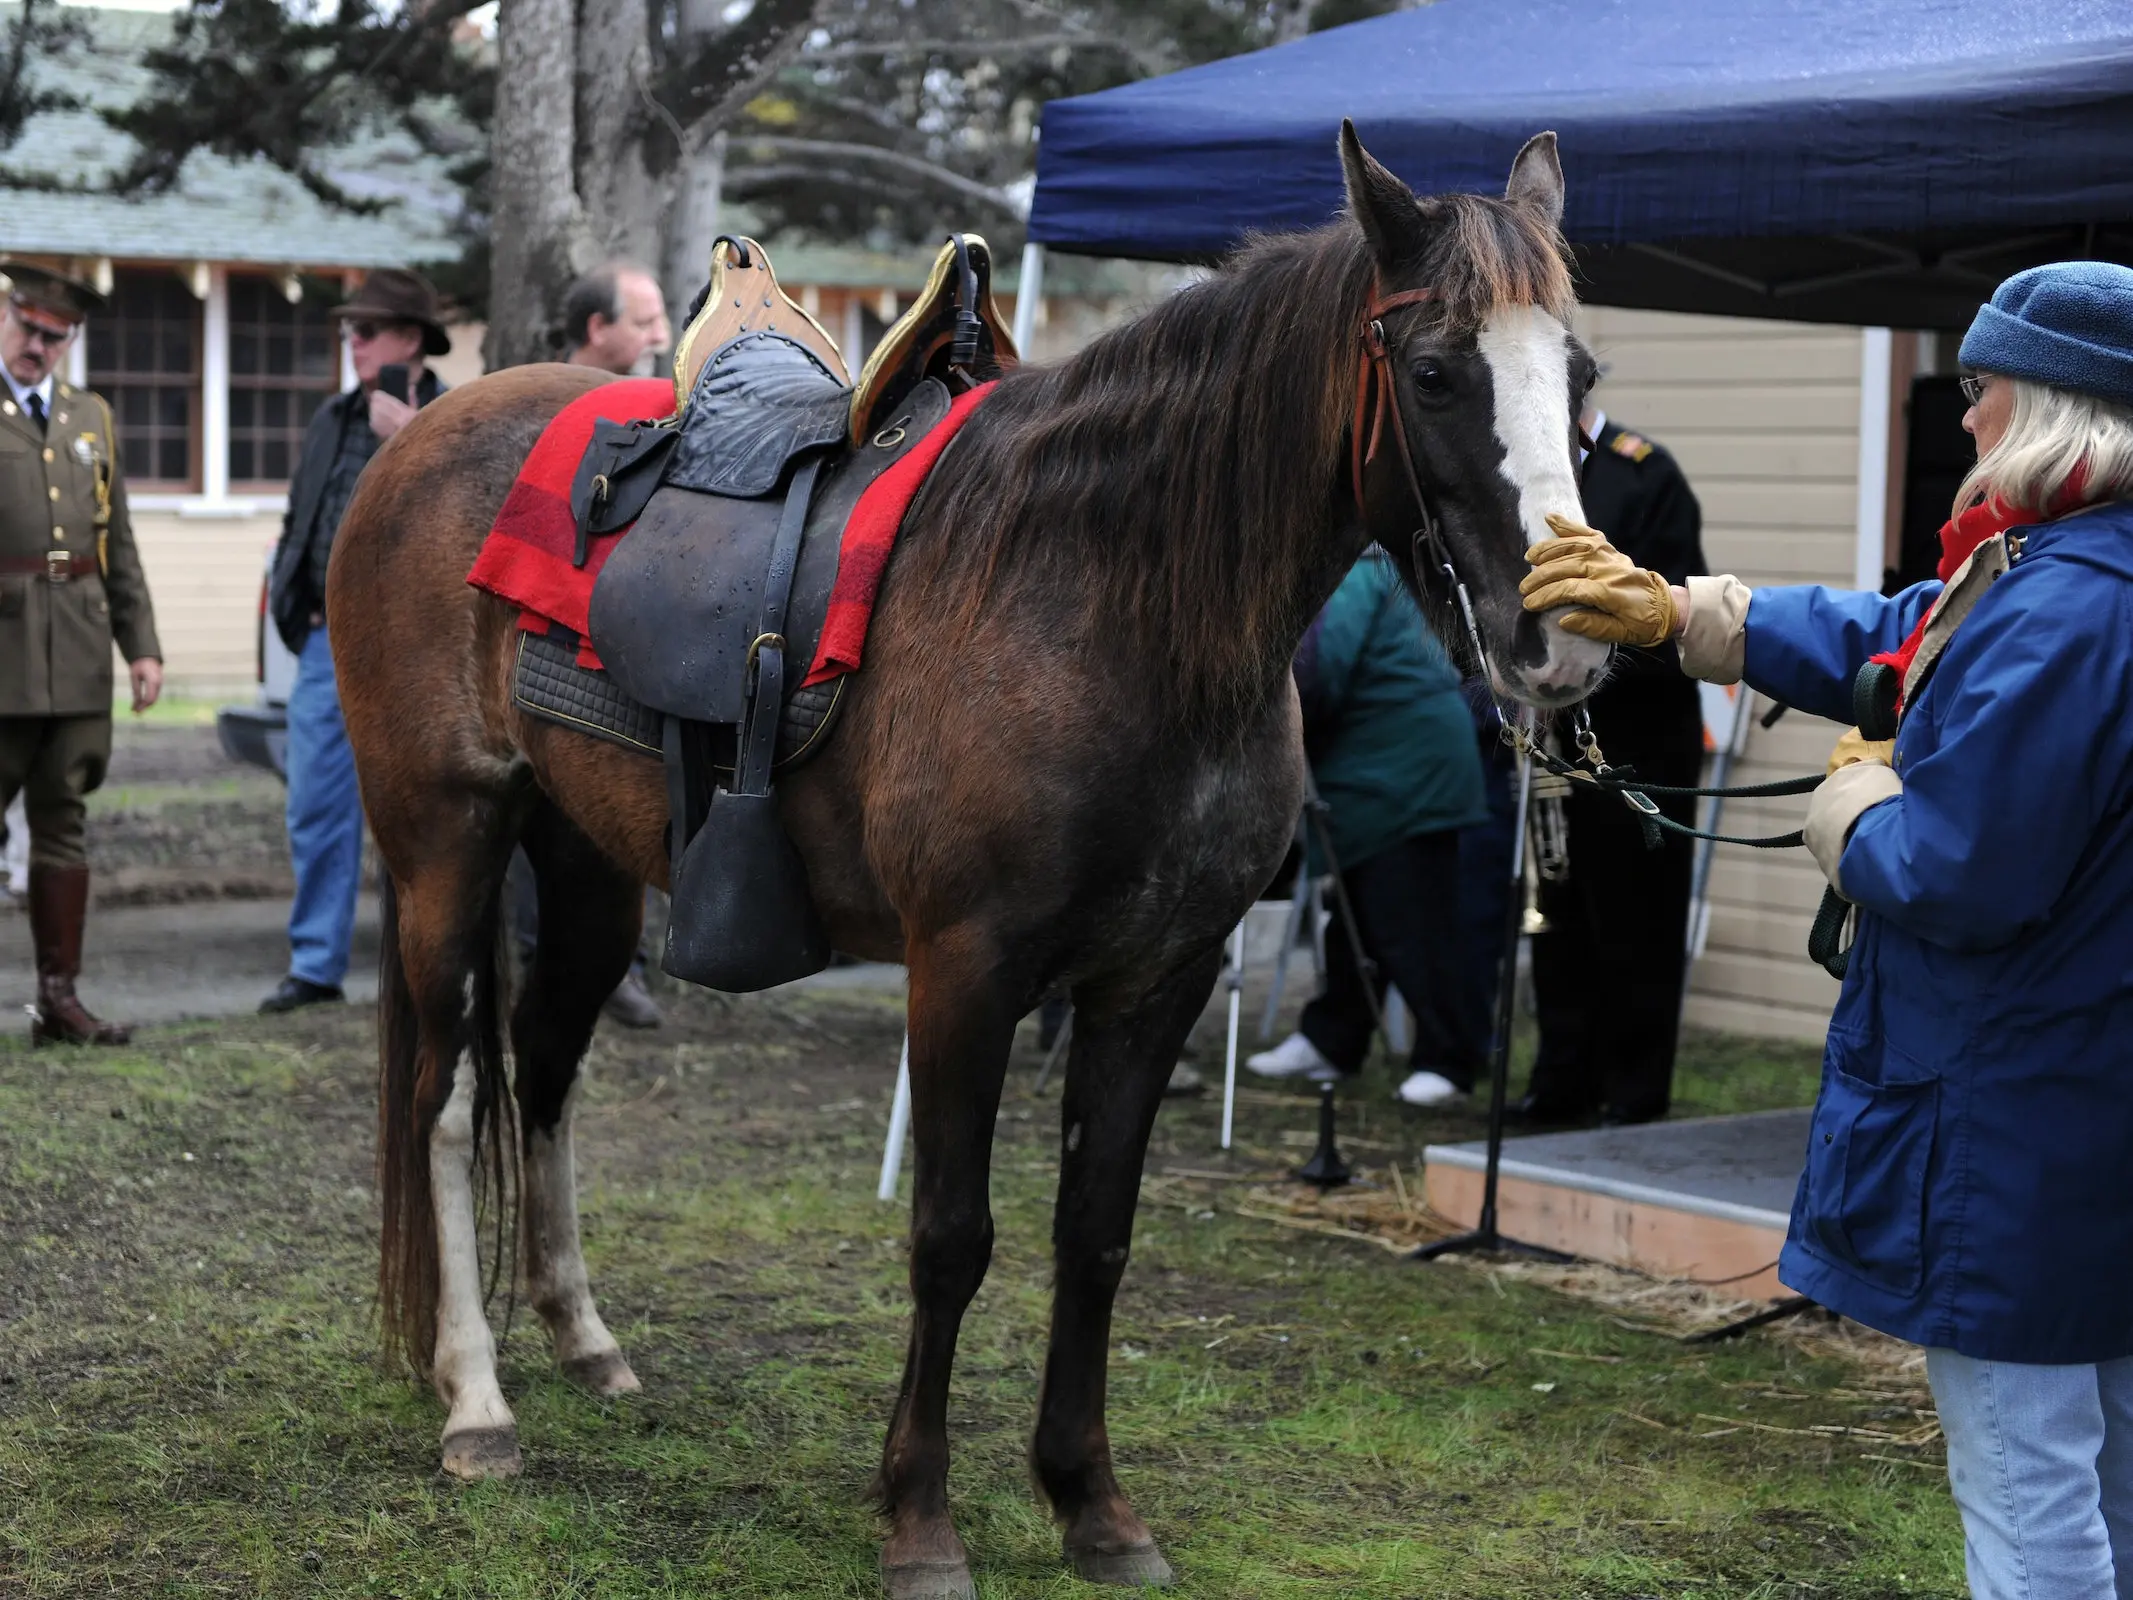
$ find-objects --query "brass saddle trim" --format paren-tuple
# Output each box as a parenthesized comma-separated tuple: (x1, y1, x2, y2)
(672, 236, 851, 415)
(849, 234, 1019, 446)
(670, 232, 1019, 455)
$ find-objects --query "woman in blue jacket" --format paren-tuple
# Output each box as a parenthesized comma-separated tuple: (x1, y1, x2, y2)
(1522, 262, 2133, 1599)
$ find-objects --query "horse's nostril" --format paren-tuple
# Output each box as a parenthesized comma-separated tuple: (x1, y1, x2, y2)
(1511, 611, 1553, 670)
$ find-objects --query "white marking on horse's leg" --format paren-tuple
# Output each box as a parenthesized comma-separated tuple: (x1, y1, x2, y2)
(523, 1079, 639, 1394)
(431, 1051, 520, 1478)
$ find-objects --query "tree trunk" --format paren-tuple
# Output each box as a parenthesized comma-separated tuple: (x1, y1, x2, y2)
(663, 131, 725, 334)
(486, 0, 818, 369)
(486, 0, 594, 367)
(574, 0, 664, 267)
(1270, 0, 1315, 43)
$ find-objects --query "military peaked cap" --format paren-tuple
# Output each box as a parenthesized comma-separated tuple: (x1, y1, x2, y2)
(2, 261, 107, 322)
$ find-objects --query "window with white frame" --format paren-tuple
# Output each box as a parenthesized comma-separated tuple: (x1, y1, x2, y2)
(227, 274, 341, 487)
(87, 268, 202, 488)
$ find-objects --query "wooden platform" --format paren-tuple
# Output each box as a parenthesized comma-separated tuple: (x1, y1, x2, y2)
(1422, 1110, 1808, 1298)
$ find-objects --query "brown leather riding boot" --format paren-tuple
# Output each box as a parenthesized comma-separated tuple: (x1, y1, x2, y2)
(27, 864, 131, 1047)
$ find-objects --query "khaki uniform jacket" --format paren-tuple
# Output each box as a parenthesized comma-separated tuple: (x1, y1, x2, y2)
(0, 382, 160, 717)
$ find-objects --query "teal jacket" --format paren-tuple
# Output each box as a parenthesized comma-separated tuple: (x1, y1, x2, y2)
(1296, 550, 1486, 871)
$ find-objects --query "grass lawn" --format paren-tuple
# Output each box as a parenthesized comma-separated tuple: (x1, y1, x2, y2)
(0, 985, 1958, 1598)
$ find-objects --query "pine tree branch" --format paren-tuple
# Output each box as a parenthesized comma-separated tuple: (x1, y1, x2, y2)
(799, 32, 1132, 61)
(730, 135, 1027, 217)
(664, 0, 824, 135)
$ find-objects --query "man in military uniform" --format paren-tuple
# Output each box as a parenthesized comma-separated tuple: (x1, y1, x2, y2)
(0, 263, 162, 1045)
(1521, 401, 1707, 1125)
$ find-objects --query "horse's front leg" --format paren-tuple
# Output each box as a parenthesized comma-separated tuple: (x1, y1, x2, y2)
(874, 926, 1020, 1600)
(1032, 949, 1221, 1588)
(522, 1084, 640, 1391)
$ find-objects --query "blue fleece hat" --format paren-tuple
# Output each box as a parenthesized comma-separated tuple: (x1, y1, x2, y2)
(1959, 262, 2133, 410)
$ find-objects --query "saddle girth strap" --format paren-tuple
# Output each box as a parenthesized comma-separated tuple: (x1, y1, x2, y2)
(736, 455, 826, 799)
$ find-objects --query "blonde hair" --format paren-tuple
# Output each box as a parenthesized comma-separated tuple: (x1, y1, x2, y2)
(1957, 376, 2133, 520)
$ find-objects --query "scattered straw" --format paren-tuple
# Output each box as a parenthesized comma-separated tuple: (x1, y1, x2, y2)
(1157, 1164, 1939, 1406)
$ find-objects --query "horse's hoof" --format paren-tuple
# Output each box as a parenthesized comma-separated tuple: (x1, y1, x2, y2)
(879, 1557, 978, 1600)
(1067, 1539, 1175, 1588)
(561, 1349, 641, 1395)
(440, 1425, 522, 1481)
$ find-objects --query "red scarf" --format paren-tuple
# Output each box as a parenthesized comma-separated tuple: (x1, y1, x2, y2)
(1869, 470, 2089, 703)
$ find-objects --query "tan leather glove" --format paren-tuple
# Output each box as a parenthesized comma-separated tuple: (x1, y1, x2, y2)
(1520, 513, 1676, 648)
(1826, 727, 1895, 776)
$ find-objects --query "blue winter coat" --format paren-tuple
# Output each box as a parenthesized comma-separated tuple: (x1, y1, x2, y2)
(1741, 499, 2133, 1362)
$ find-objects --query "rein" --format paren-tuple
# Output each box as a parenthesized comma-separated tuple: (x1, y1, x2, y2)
(1351, 281, 1821, 855)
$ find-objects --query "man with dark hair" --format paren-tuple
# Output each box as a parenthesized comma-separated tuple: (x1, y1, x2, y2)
(498, 260, 674, 1029)
(261, 269, 449, 1013)
(563, 262, 670, 376)
(0, 262, 162, 1044)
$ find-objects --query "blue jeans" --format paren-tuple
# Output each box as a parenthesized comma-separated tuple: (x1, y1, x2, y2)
(284, 628, 365, 987)
(1929, 1348, 2133, 1598)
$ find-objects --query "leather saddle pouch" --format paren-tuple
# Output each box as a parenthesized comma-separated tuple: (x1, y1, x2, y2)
(568, 417, 679, 566)
(665, 786, 831, 991)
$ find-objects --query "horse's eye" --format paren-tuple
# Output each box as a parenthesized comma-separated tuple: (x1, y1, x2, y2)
(1581, 367, 1600, 395)
(1412, 361, 1449, 395)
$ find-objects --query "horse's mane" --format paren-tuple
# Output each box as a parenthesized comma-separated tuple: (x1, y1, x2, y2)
(899, 189, 1572, 726)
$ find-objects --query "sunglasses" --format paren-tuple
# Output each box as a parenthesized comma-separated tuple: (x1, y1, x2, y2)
(1959, 374, 1991, 406)
(8, 309, 75, 348)
(346, 320, 415, 343)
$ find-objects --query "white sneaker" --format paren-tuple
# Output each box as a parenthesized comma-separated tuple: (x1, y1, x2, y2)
(1246, 1033, 1339, 1081)
(1397, 1070, 1467, 1108)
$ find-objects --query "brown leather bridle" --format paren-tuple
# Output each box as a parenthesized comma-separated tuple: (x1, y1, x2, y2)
(1349, 283, 1439, 519)
(1352, 281, 1487, 664)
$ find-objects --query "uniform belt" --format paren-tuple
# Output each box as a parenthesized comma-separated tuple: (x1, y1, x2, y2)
(0, 551, 98, 581)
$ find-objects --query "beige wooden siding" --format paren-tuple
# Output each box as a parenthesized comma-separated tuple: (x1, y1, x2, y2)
(131, 509, 280, 698)
(1574, 307, 1867, 1042)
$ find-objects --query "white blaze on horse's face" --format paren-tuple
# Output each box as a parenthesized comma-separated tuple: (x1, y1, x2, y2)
(1476, 305, 1612, 706)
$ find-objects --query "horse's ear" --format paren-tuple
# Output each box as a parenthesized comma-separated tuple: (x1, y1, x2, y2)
(1504, 131, 1565, 228)
(1339, 119, 1429, 268)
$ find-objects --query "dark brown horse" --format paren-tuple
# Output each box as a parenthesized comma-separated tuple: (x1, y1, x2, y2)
(330, 125, 1607, 1598)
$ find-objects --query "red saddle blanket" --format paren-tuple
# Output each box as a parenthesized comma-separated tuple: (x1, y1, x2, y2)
(466, 375, 991, 685)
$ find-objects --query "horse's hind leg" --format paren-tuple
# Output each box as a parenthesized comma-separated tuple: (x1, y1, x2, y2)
(513, 797, 643, 1394)
(1032, 951, 1221, 1589)
(876, 927, 1021, 1600)
(383, 823, 524, 1481)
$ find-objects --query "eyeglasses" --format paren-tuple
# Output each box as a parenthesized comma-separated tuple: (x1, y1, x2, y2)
(348, 321, 384, 342)
(1959, 374, 1991, 405)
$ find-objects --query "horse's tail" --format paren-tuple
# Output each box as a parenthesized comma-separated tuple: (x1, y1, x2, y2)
(375, 869, 516, 1373)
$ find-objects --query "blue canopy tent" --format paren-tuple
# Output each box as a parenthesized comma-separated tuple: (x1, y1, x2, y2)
(1023, 0, 2133, 330)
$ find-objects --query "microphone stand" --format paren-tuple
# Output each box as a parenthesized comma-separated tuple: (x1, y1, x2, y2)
(1413, 717, 1572, 1264)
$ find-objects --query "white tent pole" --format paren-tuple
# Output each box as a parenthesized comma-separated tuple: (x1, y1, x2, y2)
(1012, 241, 1046, 356)
(877, 1034, 912, 1202)
(1220, 920, 1245, 1151)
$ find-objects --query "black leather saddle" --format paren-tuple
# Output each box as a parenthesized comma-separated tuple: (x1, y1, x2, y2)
(556, 232, 1008, 995)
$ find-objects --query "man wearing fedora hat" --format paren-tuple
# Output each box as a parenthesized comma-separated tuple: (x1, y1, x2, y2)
(0, 261, 162, 1044)
(262, 267, 449, 1014)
